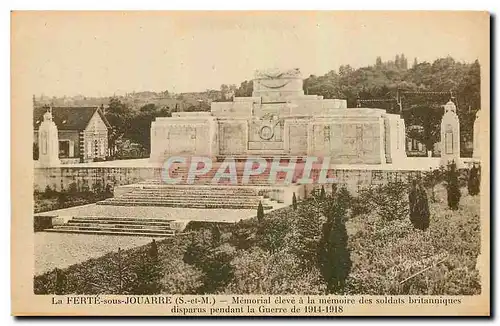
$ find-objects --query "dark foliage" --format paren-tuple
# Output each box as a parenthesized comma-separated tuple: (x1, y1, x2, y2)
(446, 161, 461, 210)
(409, 179, 430, 231)
(257, 201, 264, 223)
(183, 229, 235, 293)
(467, 164, 481, 196)
(292, 192, 297, 210)
(317, 187, 352, 294)
(130, 250, 163, 295)
(54, 268, 66, 295)
(353, 181, 409, 221)
(423, 167, 446, 202)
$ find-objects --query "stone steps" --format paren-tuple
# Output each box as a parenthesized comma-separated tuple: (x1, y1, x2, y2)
(44, 228, 174, 237)
(136, 183, 262, 192)
(69, 216, 174, 223)
(126, 188, 260, 195)
(44, 216, 177, 237)
(52, 225, 176, 234)
(66, 222, 173, 230)
(160, 167, 293, 185)
(97, 200, 272, 210)
(106, 183, 276, 210)
(120, 193, 265, 200)
(141, 179, 282, 186)
(99, 199, 268, 207)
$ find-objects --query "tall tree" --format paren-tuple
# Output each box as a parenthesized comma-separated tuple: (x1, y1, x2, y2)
(106, 97, 133, 156)
(235, 80, 253, 97)
(409, 179, 430, 230)
(467, 164, 481, 196)
(317, 187, 352, 294)
(257, 201, 264, 223)
(395, 54, 401, 68)
(126, 103, 171, 153)
(446, 161, 461, 210)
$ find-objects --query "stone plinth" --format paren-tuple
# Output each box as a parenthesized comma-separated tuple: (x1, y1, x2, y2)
(38, 110, 60, 167)
(150, 112, 218, 162)
(440, 101, 461, 166)
(473, 109, 483, 159)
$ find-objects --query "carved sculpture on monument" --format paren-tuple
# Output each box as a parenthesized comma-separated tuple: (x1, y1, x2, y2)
(37, 109, 60, 167)
(440, 100, 460, 166)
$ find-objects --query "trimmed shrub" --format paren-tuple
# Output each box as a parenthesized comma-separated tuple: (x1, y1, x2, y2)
(423, 167, 445, 202)
(318, 188, 352, 294)
(467, 164, 480, 196)
(446, 161, 461, 210)
(320, 185, 326, 199)
(409, 179, 430, 231)
(257, 201, 264, 223)
(292, 192, 297, 210)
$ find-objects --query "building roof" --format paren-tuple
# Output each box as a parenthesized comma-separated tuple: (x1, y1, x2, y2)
(33, 106, 111, 131)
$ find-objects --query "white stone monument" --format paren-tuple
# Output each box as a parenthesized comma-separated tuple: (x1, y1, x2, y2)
(38, 109, 60, 167)
(440, 100, 460, 166)
(473, 109, 482, 159)
(150, 68, 407, 165)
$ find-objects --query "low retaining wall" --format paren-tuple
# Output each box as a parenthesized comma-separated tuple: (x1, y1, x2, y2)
(36, 166, 430, 196)
(34, 167, 163, 193)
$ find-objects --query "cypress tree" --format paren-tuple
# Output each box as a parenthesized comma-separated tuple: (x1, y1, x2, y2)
(331, 183, 338, 197)
(317, 188, 351, 294)
(257, 201, 264, 222)
(320, 185, 326, 199)
(446, 161, 461, 210)
(468, 164, 480, 196)
(133, 253, 162, 294)
(292, 192, 297, 210)
(409, 179, 430, 231)
(148, 239, 159, 262)
(54, 268, 66, 295)
(212, 224, 222, 244)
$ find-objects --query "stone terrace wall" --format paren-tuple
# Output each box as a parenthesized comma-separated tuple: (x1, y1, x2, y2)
(34, 167, 163, 193)
(304, 169, 425, 196)
(35, 166, 424, 195)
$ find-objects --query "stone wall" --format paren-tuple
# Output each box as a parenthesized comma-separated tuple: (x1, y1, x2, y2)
(35, 166, 424, 196)
(304, 169, 424, 196)
(34, 166, 163, 193)
(150, 115, 218, 161)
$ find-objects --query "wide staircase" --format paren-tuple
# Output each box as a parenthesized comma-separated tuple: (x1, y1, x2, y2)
(162, 164, 295, 186)
(44, 216, 177, 237)
(42, 161, 302, 236)
(97, 185, 274, 210)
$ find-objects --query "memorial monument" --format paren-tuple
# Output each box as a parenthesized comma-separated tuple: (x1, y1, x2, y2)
(150, 68, 407, 164)
(37, 109, 60, 167)
(473, 108, 483, 159)
(440, 100, 461, 166)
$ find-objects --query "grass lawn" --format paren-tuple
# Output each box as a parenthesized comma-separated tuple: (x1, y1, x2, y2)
(346, 184, 480, 295)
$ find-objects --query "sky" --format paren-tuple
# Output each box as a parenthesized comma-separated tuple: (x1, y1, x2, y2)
(12, 11, 489, 97)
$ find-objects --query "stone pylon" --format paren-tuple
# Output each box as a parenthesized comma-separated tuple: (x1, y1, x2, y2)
(473, 109, 483, 159)
(440, 100, 461, 167)
(38, 109, 60, 167)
